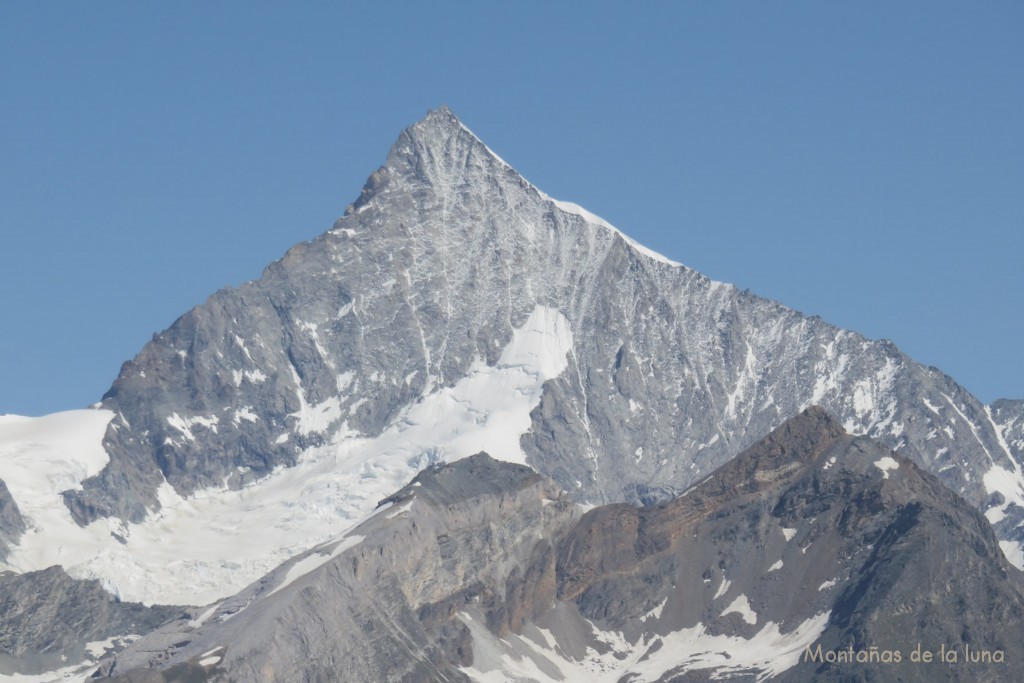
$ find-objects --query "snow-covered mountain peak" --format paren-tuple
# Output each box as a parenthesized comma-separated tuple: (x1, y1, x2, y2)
(352, 106, 683, 273)
(6, 107, 1023, 612)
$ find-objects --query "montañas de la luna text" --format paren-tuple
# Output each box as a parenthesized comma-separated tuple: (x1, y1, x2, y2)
(804, 643, 1006, 665)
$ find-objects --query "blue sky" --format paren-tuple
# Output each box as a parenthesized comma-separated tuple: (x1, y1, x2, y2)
(1, 2, 1021, 415)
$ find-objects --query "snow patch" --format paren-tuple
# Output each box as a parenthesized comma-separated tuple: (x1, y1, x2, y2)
(999, 541, 1024, 570)
(873, 456, 899, 479)
(189, 603, 221, 628)
(233, 407, 258, 424)
(721, 594, 758, 625)
(0, 633, 141, 683)
(385, 500, 414, 519)
(167, 413, 219, 442)
(267, 535, 364, 597)
(460, 608, 830, 683)
(289, 384, 343, 436)
(982, 464, 1024, 562)
(642, 598, 667, 622)
(546, 196, 681, 267)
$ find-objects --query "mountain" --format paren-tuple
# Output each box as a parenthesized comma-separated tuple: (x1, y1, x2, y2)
(1, 106, 1022, 611)
(2, 108, 1024, 682)
(90, 408, 1024, 682)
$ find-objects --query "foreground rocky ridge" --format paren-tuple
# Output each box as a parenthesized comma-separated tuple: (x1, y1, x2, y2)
(92, 408, 1024, 682)
(0, 566, 180, 678)
(51, 107, 1024, 562)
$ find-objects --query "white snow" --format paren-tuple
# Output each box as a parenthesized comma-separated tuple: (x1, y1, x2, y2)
(817, 579, 837, 591)
(199, 651, 223, 667)
(167, 412, 219, 442)
(266, 535, 364, 598)
(232, 334, 253, 361)
(781, 527, 797, 541)
(999, 541, 1024, 569)
(0, 663, 96, 683)
(982, 465, 1024, 538)
(233, 407, 258, 424)
(545, 196, 682, 267)
(712, 577, 731, 600)
(288, 378, 343, 435)
(84, 636, 116, 658)
(721, 594, 758, 625)
(189, 602, 221, 628)
(385, 500, 414, 519)
(0, 633, 141, 683)
(642, 598, 667, 621)
(460, 608, 830, 683)
(810, 344, 849, 405)
(767, 560, 783, 572)
(0, 411, 114, 511)
(873, 456, 899, 479)
(1, 306, 573, 606)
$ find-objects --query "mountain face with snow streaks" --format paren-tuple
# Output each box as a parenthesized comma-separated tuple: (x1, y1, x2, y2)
(1, 110, 1023, 681)
(53, 107, 1022, 560)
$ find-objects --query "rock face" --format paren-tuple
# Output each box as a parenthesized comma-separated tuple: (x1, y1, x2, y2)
(0, 479, 24, 560)
(556, 406, 1024, 682)
(55, 107, 1024, 563)
(94, 410, 1024, 682)
(0, 566, 180, 678)
(96, 453, 578, 682)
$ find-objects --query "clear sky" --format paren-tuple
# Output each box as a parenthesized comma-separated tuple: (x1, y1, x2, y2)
(1, 2, 1021, 415)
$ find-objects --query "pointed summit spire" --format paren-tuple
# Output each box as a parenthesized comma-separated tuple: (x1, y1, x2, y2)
(401, 104, 467, 146)
(347, 106, 519, 215)
(422, 103, 459, 125)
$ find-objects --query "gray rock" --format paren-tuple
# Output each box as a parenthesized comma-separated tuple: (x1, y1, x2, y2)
(0, 565, 181, 677)
(96, 453, 577, 682)
(0, 479, 25, 561)
(991, 398, 1024, 460)
(559, 407, 1024, 680)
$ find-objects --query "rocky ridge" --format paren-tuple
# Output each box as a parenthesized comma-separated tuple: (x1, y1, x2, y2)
(93, 408, 1024, 682)
(0, 566, 180, 679)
